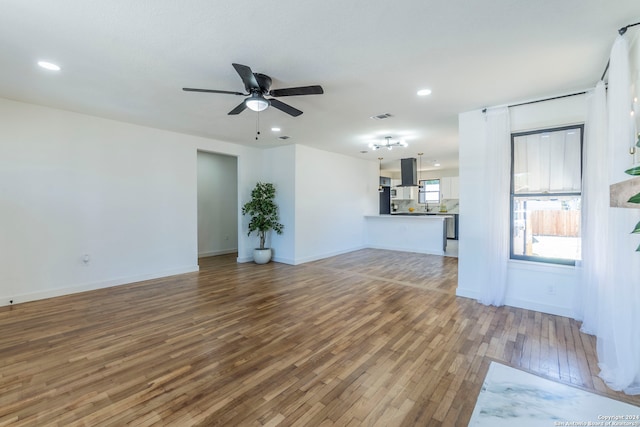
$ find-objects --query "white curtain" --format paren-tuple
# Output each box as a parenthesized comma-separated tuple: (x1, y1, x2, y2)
(577, 81, 608, 335)
(479, 107, 511, 306)
(596, 34, 640, 395)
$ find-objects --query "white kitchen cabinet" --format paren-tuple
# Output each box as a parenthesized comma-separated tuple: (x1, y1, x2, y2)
(440, 176, 459, 199)
(450, 177, 459, 199)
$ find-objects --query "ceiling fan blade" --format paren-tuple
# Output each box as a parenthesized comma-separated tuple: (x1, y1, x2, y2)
(183, 88, 246, 95)
(270, 85, 324, 97)
(232, 63, 260, 91)
(228, 101, 247, 115)
(269, 98, 303, 117)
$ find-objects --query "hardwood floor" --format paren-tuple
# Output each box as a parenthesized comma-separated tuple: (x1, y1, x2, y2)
(1, 249, 638, 426)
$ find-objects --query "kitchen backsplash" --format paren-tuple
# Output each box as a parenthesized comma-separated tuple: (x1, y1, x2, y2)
(392, 198, 459, 214)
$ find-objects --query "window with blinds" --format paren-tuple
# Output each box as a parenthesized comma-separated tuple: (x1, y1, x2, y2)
(510, 125, 583, 265)
(419, 179, 440, 204)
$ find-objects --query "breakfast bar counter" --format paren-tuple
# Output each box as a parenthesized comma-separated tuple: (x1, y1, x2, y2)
(364, 214, 450, 255)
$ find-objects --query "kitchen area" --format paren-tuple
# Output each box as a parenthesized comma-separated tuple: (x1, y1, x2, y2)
(366, 157, 459, 256)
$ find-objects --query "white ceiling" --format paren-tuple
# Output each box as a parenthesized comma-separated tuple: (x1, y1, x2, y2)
(2, 1, 639, 171)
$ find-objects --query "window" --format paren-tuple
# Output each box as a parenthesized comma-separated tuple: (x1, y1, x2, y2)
(510, 125, 583, 265)
(419, 179, 440, 204)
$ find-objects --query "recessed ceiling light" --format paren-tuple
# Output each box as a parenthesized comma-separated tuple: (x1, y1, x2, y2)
(37, 61, 61, 71)
(271, 127, 281, 132)
(417, 89, 432, 96)
(434, 162, 441, 167)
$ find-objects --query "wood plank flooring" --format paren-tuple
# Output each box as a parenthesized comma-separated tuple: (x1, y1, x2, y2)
(1, 249, 638, 426)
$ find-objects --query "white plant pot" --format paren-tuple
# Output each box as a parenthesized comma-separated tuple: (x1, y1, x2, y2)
(253, 248, 272, 264)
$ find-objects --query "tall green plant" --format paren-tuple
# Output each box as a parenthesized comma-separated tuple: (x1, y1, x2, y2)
(242, 182, 284, 249)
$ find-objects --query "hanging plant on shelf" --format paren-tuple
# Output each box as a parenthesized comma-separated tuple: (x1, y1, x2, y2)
(625, 145, 640, 251)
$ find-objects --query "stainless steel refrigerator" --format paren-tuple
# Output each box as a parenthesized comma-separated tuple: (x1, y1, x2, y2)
(379, 186, 391, 214)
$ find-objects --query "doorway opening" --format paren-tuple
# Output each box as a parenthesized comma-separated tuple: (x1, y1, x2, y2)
(197, 151, 238, 259)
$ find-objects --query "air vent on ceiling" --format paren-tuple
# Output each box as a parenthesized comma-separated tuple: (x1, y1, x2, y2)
(370, 113, 393, 120)
(278, 135, 290, 140)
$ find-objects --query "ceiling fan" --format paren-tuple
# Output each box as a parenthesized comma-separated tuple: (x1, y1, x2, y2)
(183, 63, 324, 117)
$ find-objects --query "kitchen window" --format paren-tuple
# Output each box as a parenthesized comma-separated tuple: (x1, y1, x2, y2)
(510, 125, 583, 265)
(419, 179, 440, 204)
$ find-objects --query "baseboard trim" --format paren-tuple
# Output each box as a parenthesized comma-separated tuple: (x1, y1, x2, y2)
(286, 245, 368, 265)
(1, 265, 200, 307)
(455, 287, 575, 318)
(503, 296, 576, 318)
(455, 287, 480, 300)
(366, 244, 445, 256)
(198, 248, 237, 257)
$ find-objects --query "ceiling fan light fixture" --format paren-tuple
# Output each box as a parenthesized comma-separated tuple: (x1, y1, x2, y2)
(245, 95, 270, 112)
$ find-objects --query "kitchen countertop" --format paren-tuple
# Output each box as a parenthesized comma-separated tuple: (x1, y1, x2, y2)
(366, 214, 452, 219)
(390, 212, 456, 216)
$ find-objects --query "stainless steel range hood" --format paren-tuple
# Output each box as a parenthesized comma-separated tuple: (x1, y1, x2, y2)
(399, 158, 417, 186)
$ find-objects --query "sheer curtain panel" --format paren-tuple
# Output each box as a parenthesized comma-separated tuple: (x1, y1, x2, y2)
(577, 81, 608, 335)
(596, 34, 640, 395)
(479, 107, 511, 306)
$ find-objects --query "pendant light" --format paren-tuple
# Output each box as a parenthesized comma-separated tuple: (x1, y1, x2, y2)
(418, 153, 424, 191)
(378, 157, 384, 192)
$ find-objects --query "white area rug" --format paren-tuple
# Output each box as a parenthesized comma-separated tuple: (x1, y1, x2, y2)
(469, 362, 640, 426)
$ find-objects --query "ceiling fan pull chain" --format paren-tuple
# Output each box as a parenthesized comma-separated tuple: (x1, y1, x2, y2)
(255, 111, 260, 140)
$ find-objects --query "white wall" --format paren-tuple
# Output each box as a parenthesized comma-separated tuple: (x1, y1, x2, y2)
(457, 95, 587, 317)
(0, 97, 383, 305)
(197, 151, 237, 257)
(0, 97, 262, 305)
(259, 144, 377, 265)
(294, 145, 377, 264)
(259, 145, 296, 263)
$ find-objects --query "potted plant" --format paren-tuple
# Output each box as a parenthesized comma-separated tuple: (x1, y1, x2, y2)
(241, 182, 284, 264)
